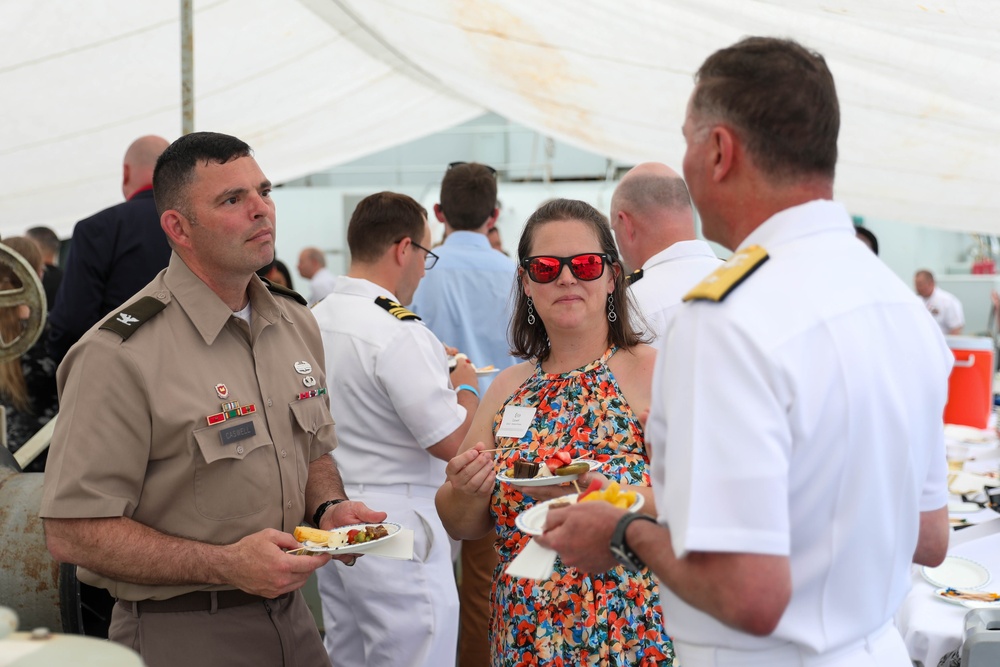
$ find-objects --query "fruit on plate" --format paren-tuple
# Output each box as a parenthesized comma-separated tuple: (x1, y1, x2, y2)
(578, 481, 636, 509)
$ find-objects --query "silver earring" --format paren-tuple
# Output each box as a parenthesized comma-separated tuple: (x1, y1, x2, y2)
(527, 297, 536, 325)
(607, 294, 617, 323)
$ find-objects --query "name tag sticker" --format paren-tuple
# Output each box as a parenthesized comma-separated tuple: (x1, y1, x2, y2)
(496, 406, 536, 439)
(219, 421, 256, 446)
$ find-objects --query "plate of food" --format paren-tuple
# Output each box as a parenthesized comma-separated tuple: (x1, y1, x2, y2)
(922, 555, 990, 589)
(475, 365, 498, 376)
(292, 522, 402, 554)
(934, 587, 1000, 608)
(515, 482, 644, 536)
(497, 454, 599, 487)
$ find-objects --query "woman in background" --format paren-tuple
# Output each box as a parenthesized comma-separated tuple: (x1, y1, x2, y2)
(436, 199, 673, 666)
(0, 236, 58, 471)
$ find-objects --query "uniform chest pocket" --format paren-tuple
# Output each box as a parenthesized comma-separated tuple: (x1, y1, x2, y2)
(192, 415, 276, 520)
(288, 399, 336, 492)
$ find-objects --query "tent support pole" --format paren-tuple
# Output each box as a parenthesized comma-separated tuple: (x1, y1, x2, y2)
(180, 0, 194, 135)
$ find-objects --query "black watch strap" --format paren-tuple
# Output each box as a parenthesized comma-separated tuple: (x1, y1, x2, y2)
(609, 513, 657, 571)
(312, 498, 348, 527)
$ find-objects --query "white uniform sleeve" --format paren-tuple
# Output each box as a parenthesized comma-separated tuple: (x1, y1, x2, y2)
(659, 305, 791, 559)
(375, 325, 466, 449)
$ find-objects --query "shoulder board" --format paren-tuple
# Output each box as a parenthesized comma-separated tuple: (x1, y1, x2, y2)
(99, 296, 167, 340)
(683, 245, 769, 303)
(626, 268, 644, 286)
(374, 296, 421, 321)
(262, 278, 307, 306)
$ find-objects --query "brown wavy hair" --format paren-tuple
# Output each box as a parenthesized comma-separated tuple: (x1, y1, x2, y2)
(509, 199, 645, 363)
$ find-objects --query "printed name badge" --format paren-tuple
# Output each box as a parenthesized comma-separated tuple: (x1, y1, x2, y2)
(220, 422, 256, 446)
(496, 406, 536, 439)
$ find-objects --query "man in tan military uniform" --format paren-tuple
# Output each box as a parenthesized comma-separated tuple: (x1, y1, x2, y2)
(40, 132, 385, 667)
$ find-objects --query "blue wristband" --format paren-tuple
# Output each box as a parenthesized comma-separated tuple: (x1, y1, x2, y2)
(456, 384, 480, 398)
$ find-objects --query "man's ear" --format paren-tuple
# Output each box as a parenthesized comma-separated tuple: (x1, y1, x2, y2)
(617, 211, 635, 242)
(711, 126, 736, 183)
(161, 210, 193, 249)
(393, 237, 411, 267)
(433, 203, 446, 223)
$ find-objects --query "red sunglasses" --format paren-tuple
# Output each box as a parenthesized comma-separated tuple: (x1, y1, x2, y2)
(521, 253, 611, 283)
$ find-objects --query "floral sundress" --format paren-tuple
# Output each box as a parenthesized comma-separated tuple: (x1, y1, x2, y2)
(488, 347, 674, 666)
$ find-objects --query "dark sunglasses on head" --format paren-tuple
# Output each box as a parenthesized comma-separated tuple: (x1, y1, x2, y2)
(521, 253, 611, 283)
(448, 161, 498, 177)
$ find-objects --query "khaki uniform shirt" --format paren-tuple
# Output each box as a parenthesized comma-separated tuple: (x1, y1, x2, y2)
(40, 253, 337, 600)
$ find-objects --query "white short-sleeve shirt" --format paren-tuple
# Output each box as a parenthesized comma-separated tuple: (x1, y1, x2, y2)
(922, 286, 964, 334)
(311, 276, 466, 486)
(628, 240, 722, 349)
(648, 200, 952, 654)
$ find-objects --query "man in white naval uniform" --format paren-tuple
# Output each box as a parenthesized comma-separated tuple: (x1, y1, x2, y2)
(537, 37, 951, 667)
(610, 162, 722, 348)
(311, 192, 480, 667)
(915, 269, 964, 335)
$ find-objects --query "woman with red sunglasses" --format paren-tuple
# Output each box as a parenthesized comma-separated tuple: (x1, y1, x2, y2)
(436, 199, 673, 666)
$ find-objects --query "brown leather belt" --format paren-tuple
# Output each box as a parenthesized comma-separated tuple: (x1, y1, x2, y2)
(117, 589, 271, 614)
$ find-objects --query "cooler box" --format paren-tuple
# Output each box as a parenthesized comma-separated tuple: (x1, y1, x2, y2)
(944, 336, 994, 429)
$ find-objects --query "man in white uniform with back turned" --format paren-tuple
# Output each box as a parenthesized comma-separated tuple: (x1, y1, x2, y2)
(311, 191, 480, 667)
(538, 36, 952, 667)
(610, 162, 721, 347)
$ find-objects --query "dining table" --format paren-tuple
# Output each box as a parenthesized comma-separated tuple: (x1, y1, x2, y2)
(897, 423, 1000, 667)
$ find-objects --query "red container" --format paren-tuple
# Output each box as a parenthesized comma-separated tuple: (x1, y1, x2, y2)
(944, 336, 995, 429)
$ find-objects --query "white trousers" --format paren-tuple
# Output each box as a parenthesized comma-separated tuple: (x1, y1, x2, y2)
(315, 484, 459, 667)
(673, 622, 911, 667)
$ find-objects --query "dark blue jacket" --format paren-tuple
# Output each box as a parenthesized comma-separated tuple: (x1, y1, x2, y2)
(47, 188, 171, 362)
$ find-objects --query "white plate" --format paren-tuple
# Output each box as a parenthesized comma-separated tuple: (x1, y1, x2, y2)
(301, 522, 402, 554)
(515, 491, 645, 536)
(934, 587, 1000, 609)
(475, 367, 499, 376)
(922, 556, 991, 589)
(496, 459, 600, 487)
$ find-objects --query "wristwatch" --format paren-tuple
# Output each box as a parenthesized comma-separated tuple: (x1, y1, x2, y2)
(609, 513, 657, 571)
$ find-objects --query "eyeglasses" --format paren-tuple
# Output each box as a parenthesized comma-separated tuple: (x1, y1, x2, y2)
(411, 240, 439, 270)
(448, 161, 498, 178)
(521, 253, 610, 284)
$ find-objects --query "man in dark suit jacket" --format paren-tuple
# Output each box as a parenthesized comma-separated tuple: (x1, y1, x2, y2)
(48, 135, 172, 362)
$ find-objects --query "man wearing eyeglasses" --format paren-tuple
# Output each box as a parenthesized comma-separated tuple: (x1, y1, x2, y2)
(310, 191, 479, 667)
(610, 162, 722, 349)
(410, 161, 516, 667)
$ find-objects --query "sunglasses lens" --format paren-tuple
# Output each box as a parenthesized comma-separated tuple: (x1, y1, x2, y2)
(570, 254, 605, 280)
(528, 257, 561, 283)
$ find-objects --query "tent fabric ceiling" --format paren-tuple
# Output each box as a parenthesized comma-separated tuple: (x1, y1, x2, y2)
(2, 0, 998, 239)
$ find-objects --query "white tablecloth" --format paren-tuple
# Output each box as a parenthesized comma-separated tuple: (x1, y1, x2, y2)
(897, 519, 1000, 667)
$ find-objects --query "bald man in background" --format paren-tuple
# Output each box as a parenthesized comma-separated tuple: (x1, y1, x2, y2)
(48, 135, 173, 362)
(610, 162, 722, 347)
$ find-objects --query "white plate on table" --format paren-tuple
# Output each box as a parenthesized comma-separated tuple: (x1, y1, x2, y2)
(515, 492, 644, 536)
(496, 459, 599, 487)
(934, 587, 1000, 609)
(301, 522, 402, 554)
(922, 555, 991, 589)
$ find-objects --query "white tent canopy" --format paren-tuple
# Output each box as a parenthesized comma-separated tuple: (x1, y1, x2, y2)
(2, 0, 999, 238)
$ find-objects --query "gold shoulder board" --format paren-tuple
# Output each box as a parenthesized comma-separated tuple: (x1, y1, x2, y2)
(626, 268, 644, 286)
(374, 296, 421, 321)
(683, 245, 769, 303)
(99, 296, 167, 340)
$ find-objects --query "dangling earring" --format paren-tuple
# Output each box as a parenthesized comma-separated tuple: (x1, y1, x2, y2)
(607, 294, 617, 323)
(527, 297, 536, 325)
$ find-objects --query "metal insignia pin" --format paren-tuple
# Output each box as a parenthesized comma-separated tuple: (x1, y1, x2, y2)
(294, 361, 312, 375)
(302, 376, 317, 388)
(215, 383, 229, 399)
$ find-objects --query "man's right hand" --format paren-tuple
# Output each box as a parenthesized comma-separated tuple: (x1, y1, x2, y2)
(451, 355, 479, 393)
(223, 528, 331, 599)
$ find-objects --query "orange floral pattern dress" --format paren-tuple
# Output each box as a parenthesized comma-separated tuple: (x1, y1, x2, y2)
(489, 347, 674, 666)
